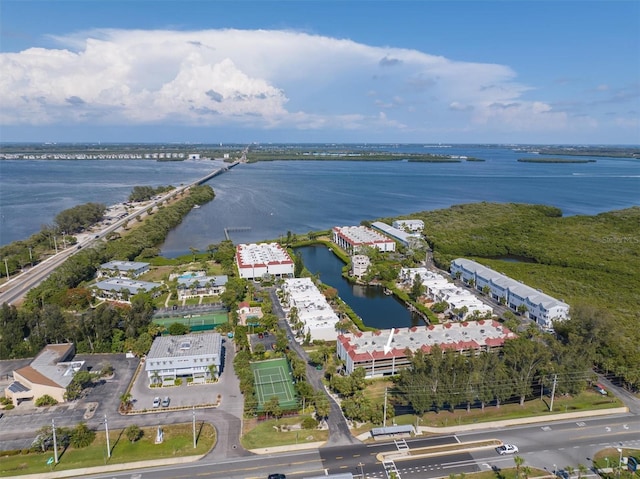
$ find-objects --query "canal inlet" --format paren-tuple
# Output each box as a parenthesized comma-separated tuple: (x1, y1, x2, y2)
(295, 245, 425, 330)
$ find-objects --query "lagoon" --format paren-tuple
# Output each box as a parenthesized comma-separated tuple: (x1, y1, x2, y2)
(295, 245, 424, 330)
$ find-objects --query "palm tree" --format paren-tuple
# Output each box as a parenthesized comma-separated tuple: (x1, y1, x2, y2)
(565, 465, 575, 478)
(522, 466, 532, 479)
(577, 463, 589, 479)
(514, 455, 525, 478)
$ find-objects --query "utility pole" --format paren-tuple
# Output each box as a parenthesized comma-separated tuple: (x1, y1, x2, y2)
(104, 415, 111, 458)
(3, 258, 8, 278)
(549, 374, 558, 412)
(52, 418, 58, 464)
(192, 407, 196, 448)
(358, 461, 365, 479)
(29, 247, 33, 266)
(53, 235, 58, 254)
(383, 387, 388, 428)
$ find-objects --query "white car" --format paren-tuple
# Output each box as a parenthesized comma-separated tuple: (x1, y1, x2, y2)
(152, 397, 161, 408)
(496, 444, 519, 455)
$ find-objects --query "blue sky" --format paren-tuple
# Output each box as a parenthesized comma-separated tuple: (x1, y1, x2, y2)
(1, 1, 638, 144)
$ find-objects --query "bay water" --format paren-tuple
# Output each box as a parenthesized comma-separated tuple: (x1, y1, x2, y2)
(1, 145, 638, 256)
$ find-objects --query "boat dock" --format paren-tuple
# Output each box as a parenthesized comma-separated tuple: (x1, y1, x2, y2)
(224, 226, 251, 241)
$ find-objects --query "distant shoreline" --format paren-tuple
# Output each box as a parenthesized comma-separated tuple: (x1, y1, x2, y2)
(518, 158, 597, 164)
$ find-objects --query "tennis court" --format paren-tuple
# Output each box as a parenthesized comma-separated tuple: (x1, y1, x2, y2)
(250, 358, 298, 410)
(153, 311, 228, 332)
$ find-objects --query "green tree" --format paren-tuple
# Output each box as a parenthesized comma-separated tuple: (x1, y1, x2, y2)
(514, 455, 525, 478)
(409, 274, 425, 301)
(315, 394, 330, 420)
(263, 396, 282, 420)
(125, 424, 143, 443)
(503, 337, 551, 406)
(168, 322, 189, 335)
(70, 422, 96, 448)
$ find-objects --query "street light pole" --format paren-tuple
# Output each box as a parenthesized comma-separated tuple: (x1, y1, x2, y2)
(383, 387, 388, 428)
(617, 445, 623, 479)
(104, 415, 111, 458)
(358, 461, 365, 479)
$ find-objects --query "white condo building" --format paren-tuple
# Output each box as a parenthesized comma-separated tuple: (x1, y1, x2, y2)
(351, 255, 371, 278)
(450, 258, 570, 331)
(236, 243, 295, 280)
(146, 333, 223, 384)
(280, 278, 339, 342)
(392, 219, 424, 232)
(400, 267, 493, 319)
(332, 225, 396, 253)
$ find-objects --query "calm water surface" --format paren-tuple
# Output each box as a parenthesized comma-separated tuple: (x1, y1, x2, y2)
(296, 245, 421, 329)
(1, 145, 638, 254)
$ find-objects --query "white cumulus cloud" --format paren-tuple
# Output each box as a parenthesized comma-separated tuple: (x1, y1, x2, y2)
(0, 28, 572, 136)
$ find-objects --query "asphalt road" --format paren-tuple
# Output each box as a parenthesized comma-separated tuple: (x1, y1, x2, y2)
(76, 412, 639, 479)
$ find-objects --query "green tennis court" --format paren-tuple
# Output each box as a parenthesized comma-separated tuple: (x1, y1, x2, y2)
(251, 358, 298, 411)
(153, 311, 228, 331)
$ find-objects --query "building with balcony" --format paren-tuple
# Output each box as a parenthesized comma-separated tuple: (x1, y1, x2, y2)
(450, 258, 570, 331)
(332, 225, 396, 253)
(337, 320, 515, 378)
(236, 243, 294, 280)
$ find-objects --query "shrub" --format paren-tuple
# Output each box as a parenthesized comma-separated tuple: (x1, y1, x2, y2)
(302, 416, 319, 429)
(35, 395, 58, 407)
(70, 423, 95, 448)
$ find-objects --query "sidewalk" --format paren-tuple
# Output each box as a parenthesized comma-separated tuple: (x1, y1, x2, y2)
(358, 406, 629, 440)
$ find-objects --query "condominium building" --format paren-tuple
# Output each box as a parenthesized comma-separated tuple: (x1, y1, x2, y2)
(332, 225, 396, 253)
(280, 278, 339, 342)
(98, 260, 150, 278)
(146, 333, 223, 385)
(392, 219, 424, 232)
(399, 267, 493, 319)
(450, 258, 570, 331)
(337, 320, 515, 378)
(236, 243, 294, 280)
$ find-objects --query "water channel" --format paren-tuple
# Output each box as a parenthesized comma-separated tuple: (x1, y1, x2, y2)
(295, 245, 425, 330)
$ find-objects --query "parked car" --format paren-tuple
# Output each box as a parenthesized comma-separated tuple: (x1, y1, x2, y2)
(496, 444, 519, 455)
(593, 384, 608, 395)
(267, 475, 286, 479)
(152, 397, 161, 408)
(161, 396, 170, 407)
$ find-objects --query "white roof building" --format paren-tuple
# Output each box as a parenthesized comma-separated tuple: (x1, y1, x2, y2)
(400, 267, 493, 320)
(450, 258, 570, 331)
(94, 277, 163, 300)
(332, 225, 396, 253)
(146, 332, 223, 384)
(280, 278, 339, 342)
(236, 243, 294, 280)
(371, 221, 422, 247)
(98, 260, 150, 278)
(393, 219, 424, 232)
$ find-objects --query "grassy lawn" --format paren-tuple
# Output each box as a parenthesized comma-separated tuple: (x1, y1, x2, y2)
(391, 391, 622, 429)
(0, 423, 215, 477)
(240, 416, 328, 450)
